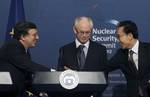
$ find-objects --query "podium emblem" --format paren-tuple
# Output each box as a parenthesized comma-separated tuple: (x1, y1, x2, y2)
(59, 70, 79, 89)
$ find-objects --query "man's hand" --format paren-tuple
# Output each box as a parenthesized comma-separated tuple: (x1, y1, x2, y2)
(64, 66, 71, 70)
(39, 92, 49, 97)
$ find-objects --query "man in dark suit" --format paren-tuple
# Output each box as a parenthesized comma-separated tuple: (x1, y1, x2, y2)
(107, 20, 150, 97)
(57, 16, 107, 97)
(0, 21, 49, 97)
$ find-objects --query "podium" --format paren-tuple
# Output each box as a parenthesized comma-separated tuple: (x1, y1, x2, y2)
(0, 72, 14, 92)
(0, 72, 18, 97)
(32, 71, 107, 93)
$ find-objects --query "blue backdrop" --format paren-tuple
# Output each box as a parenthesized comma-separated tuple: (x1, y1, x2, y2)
(0, 0, 150, 97)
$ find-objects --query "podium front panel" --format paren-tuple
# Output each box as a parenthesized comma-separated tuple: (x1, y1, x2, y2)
(32, 71, 107, 92)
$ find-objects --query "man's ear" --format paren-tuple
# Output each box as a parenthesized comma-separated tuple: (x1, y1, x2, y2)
(73, 27, 77, 34)
(20, 35, 25, 41)
(128, 33, 134, 39)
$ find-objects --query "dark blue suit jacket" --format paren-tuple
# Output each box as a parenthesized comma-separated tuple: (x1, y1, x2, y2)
(57, 40, 107, 97)
(108, 42, 150, 97)
(57, 40, 107, 71)
(0, 39, 49, 97)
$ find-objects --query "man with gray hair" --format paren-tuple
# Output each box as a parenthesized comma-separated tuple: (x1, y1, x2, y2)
(57, 16, 107, 97)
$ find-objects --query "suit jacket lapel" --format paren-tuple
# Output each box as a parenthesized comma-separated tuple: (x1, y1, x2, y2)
(84, 41, 93, 67)
(72, 42, 80, 69)
(17, 39, 31, 59)
(138, 42, 144, 75)
(123, 50, 134, 73)
(25, 49, 31, 59)
(122, 49, 138, 75)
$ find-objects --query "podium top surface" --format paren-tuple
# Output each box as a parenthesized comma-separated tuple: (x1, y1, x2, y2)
(33, 71, 106, 84)
(0, 72, 12, 85)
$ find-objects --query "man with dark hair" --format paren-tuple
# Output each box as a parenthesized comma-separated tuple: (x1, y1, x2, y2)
(0, 21, 49, 97)
(107, 20, 150, 97)
(13, 21, 37, 40)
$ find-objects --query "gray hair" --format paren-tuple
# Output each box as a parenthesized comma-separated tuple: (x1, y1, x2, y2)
(74, 16, 93, 30)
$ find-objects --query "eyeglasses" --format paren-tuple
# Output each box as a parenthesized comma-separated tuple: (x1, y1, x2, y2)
(78, 31, 91, 35)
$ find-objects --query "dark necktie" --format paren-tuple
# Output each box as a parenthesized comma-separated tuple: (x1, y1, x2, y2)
(129, 50, 143, 96)
(77, 45, 85, 69)
(128, 50, 137, 71)
(128, 50, 135, 64)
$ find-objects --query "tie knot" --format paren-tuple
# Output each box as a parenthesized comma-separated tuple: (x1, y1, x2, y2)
(129, 50, 134, 55)
(78, 45, 85, 50)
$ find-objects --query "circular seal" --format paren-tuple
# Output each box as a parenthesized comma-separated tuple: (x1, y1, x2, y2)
(59, 70, 79, 90)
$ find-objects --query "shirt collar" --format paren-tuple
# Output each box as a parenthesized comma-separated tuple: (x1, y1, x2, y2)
(129, 40, 139, 54)
(75, 39, 90, 49)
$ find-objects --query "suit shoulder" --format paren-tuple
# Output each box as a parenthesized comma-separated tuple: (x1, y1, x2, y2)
(141, 42, 150, 48)
(3, 39, 20, 47)
(59, 41, 75, 50)
(0, 39, 25, 53)
(0, 39, 16, 49)
(90, 41, 106, 49)
(116, 48, 128, 55)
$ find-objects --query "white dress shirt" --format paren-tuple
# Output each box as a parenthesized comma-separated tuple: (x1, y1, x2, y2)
(75, 39, 89, 58)
(129, 40, 139, 70)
